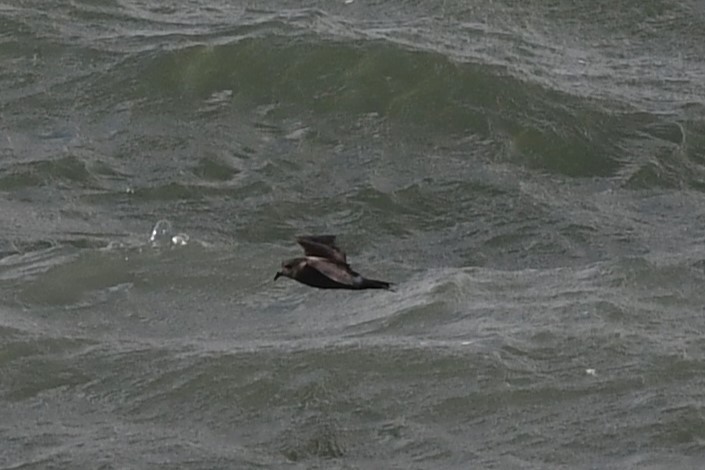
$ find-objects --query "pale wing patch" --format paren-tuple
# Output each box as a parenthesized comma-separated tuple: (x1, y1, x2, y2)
(297, 237, 346, 264)
(306, 257, 356, 286)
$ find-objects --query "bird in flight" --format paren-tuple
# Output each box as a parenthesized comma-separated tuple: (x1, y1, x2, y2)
(274, 235, 392, 290)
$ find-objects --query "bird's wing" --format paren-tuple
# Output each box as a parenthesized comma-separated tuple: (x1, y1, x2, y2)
(296, 235, 346, 264)
(306, 257, 357, 286)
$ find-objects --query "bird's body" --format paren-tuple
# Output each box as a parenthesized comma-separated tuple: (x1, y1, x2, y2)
(275, 235, 391, 290)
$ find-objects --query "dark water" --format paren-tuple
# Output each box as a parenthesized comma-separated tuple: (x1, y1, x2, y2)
(2, 0, 705, 468)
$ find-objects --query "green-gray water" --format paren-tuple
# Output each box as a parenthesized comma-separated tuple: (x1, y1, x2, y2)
(2, 1, 705, 468)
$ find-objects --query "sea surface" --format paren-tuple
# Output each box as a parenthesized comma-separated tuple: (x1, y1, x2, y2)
(2, 0, 705, 468)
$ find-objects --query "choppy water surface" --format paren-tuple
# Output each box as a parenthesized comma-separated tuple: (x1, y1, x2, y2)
(2, 0, 705, 468)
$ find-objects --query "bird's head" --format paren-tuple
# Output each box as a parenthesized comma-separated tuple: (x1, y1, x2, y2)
(274, 258, 301, 281)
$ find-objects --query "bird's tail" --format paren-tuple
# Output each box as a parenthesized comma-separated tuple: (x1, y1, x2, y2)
(360, 278, 392, 289)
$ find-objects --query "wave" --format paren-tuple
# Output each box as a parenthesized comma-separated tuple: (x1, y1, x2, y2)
(3, 5, 704, 186)
(95, 34, 703, 183)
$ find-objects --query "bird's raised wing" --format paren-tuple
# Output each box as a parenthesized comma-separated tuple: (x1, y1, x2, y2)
(306, 257, 357, 286)
(296, 235, 346, 264)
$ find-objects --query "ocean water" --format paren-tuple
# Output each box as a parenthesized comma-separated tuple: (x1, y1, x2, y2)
(2, 0, 705, 468)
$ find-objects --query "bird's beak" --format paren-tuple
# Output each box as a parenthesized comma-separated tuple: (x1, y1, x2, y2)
(274, 271, 282, 281)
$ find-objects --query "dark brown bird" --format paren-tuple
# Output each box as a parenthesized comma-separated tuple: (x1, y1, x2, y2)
(274, 235, 391, 290)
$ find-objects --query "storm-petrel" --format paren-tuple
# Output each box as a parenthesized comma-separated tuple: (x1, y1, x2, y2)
(274, 235, 391, 290)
